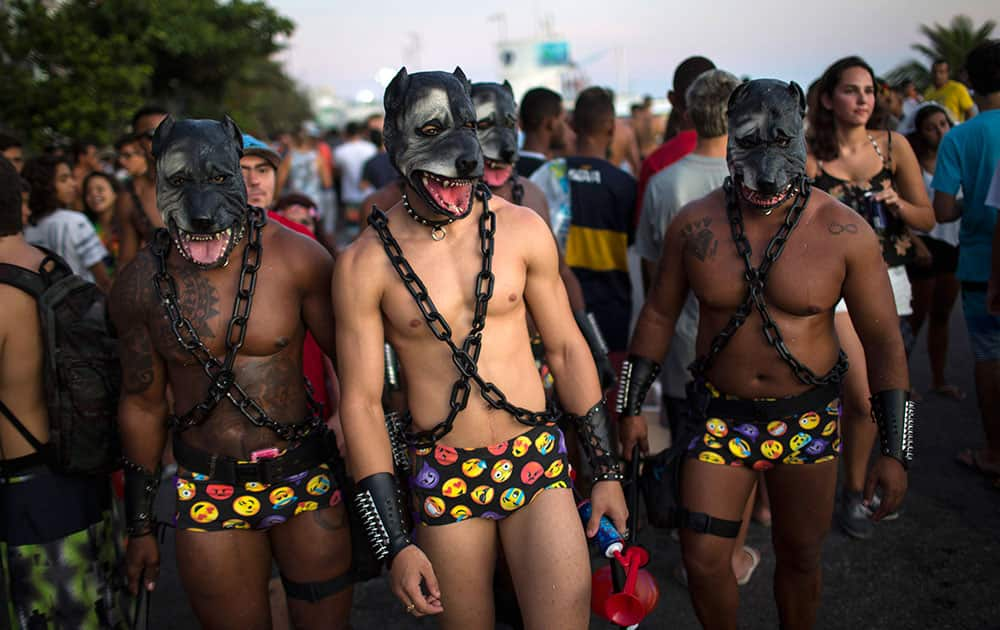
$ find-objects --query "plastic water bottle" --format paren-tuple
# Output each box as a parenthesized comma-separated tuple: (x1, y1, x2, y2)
(578, 500, 624, 558)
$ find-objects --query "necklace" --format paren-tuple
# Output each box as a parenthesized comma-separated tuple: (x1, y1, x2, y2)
(402, 192, 454, 241)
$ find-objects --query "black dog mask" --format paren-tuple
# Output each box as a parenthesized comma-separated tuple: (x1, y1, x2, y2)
(726, 79, 807, 211)
(471, 81, 518, 189)
(153, 116, 248, 269)
(383, 67, 483, 219)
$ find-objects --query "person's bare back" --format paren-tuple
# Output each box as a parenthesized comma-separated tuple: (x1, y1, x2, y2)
(0, 240, 47, 459)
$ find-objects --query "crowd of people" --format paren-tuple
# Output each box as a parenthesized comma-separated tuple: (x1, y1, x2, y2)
(0, 38, 998, 630)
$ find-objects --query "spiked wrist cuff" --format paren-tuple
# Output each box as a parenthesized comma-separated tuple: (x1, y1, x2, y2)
(870, 390, 915, 469)
(123, 458, 160, 537)
(384, 412, 410, 474)
(615, 354, 661, 416)
(568, 401, 624, 483)
(354, 472, 413, 566)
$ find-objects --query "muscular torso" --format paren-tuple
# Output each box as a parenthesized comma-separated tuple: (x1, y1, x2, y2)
(680, 189, 853, 398)
(123, 223, 326, 458)
(0, 244, 49, 459)
(368, 198, 547, 448)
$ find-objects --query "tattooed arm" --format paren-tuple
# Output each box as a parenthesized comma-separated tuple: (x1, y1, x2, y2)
(109, 251, 168, 594)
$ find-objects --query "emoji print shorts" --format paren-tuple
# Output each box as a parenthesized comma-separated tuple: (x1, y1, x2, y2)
(408, 422, 573, 526)
(174, 461, 342, 532)
(685, 382, 842, 470)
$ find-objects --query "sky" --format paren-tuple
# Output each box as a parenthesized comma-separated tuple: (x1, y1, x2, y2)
(271, 0, 997, 101)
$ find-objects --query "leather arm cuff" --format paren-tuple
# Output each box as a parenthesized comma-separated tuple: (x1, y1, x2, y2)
(567, 401, 624, 483)
(123, 458, 160, 537)
(615, 354, 661, 416)
(384, 412, 410, 474)
(384, 343, 402, 392)
(353, 472, 413, 566)
(870, 389, 915, 469)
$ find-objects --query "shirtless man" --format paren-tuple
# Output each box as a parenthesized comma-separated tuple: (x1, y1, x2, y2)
(335, 67, 628, 629)
(618, 80, 913, 629)
(0, 156, 126, 627)
(117, 105, 168, 267)
(113, 117, 352, 630)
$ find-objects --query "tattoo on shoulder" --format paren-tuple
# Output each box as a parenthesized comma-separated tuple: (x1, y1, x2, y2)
(828, 222, 858, 235)
(681, 217, 718, 262)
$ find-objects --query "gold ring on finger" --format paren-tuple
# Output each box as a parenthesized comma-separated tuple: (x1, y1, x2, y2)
(405, 603, 416, 614)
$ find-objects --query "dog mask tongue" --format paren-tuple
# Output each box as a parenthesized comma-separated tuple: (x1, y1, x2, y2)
(726, 79, 807, 203)
(187, 237, 228, 265)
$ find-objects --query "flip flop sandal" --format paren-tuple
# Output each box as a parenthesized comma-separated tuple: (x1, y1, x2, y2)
(737, 546, 761, 587)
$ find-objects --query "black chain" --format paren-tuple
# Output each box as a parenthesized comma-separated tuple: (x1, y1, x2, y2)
(369, 184, 552, 448)
(152, 207, 322, 441)
(690, 177, 848, 386)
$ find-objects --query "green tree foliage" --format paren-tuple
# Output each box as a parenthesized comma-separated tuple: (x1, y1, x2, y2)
(887, 15, 996, 89)
(0, 0, 312, 149)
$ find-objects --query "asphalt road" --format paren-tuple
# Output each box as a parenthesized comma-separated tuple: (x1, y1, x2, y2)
(147, 305, 1000, 629)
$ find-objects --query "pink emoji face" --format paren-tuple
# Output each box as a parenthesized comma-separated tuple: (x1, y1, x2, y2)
(434, 445, 458, 466)
(520, 461, 544, 485)
(487, 441, 509, 456)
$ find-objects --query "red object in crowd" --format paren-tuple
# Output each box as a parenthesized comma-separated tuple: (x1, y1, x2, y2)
(267, 211, 330, 417)
(634, 129, 698, 225)
(591, 545, 659, 626)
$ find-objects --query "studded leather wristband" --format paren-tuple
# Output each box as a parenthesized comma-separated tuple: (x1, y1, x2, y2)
(123, 457, 160, 537)
(354, 472, 413, 566)
(615, 354, 661, 416)
(870, 389, 915, 470)
(568, 401, 624, 483)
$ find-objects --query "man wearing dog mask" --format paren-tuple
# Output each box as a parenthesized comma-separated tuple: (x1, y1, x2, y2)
(336, 67, 627, 628)
(471, 80, 615, 393)
(619, 79, 913, 628)
(111, 117, 353, 629)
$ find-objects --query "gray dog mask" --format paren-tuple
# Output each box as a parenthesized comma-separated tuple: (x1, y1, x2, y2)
(726, 79, 807, 211)
(383, 67, 483, 219)
(471, 81, 518, 189)
(153, 116, 248, 269)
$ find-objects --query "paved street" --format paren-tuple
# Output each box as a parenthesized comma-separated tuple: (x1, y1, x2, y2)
(149, 306, 1000, 629)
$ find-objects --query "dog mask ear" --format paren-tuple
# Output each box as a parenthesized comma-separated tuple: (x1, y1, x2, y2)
(727, 81, 749, 113)
(502, 80, 514, 96)
(151, 114, 175, 159)
(788, 81, 806, 116)
(222, 115, 244, 154)
(453, 67, 472, 95)
(384, 67, 410, 113)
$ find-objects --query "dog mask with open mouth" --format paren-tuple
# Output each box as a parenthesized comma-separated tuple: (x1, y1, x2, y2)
(383, 67, 483, 219)
(153, 116, 248, 269)
(726, 79, 807, 211)
(471, 81, 518, 189)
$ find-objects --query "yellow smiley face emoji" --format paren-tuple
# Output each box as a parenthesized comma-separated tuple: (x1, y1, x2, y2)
(244, 481, 268, 492)
(825, 398, 840, 415)
(798, 412, 821, 430)
(222, 518, 249, 529)
(534, 432, 555, 455)
(294, 501, 319, 515)
(471, 485, 495, 505)
(233, 495, 261, 517)
(450, 505, 472, 521)
(491, 459, 513, 483)
(546, 480, 569, 489)
(189, 501, 218, 524)
(705, 418, 728, 438)
(783, 453, 805, 464)
(821, 420, 837, 437)
(767, 421, 788, 437)
(789, 432, 813, 451)
(761, 439, 784, 460)
(544, 458, 565, 478)
(306, 474, 331, 496)
(814, 455, 836, 464)
(703, 434, 723, 449)
(512, 435, 533, 457)
(423, 496, 445, 518)
(728, 437, 752, 459)
(442, 477, 468, 498)
(176, 479, 196, 501)
(269, 486, 297, 509)
(461, 458, 487, 478)
(500, 487, 525, 511)
(698, 451, 725, 465)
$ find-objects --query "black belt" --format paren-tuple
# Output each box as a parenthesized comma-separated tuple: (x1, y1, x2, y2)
(172, 432, 333, 486)
(705, 382, 840, 423)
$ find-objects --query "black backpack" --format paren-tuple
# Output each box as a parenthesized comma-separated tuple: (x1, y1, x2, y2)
(0, 251, 120, 475)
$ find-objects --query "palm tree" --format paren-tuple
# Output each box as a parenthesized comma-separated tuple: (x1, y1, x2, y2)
(886, 15, 995, 89)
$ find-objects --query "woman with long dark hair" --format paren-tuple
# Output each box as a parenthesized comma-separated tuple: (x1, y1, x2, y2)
(906, 103, 964, 400)
(806, 56, 934, 539)
(82, 171, 120, 274)
(22, 155, 111, 292)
